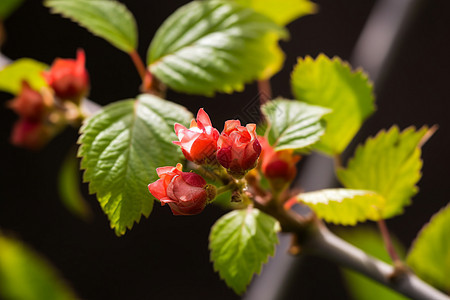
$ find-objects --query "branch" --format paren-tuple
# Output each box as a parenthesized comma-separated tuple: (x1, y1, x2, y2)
(253, 196, 450, 300)
(307, 224, 449, 300)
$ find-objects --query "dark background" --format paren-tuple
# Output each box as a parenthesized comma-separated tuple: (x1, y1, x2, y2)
(1, 0, 450, 299)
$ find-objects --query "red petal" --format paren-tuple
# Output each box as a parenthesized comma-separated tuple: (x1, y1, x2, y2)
(174, 123, 187, 135)
(223, 120, 241, 134)
(148, 179, 168, 200)
(181, 172, 206, 188)
(156, 166, 176, 177)
(196, 108, 212, 129)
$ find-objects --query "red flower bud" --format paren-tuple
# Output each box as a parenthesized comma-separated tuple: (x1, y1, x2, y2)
(8, 81, 45, 121)
(148, 164, 213, 215)
(217, 120, 261, 177)
(259, 136, 301, 183)
(42, 49, 89, 103)
(10, 119, 47, 150)
(173, 108, 219, 164)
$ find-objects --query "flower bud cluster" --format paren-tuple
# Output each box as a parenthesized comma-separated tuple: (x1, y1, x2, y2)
(8, 49, 90, 149)
(148, 108, 262, 216)
(174, 109, 261, 176)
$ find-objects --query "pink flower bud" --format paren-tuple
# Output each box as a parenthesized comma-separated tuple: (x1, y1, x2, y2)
(173, 108, 219, 164)
(259, 136, 301, 183)
(8, 81, 45, 121)
(148, 163, 213, 215)
(217, 120, 261, 177)
(42, 49, 89, 103)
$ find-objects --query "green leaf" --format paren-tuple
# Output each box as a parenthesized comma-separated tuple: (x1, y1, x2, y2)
(291, 54, 375, 155)
(337, 227, 407, 300)
(337, 126, 428, 219)
(261, 98, 330, 151)
(0, 233, 78, 300)
(232, 0, 317, 26)
(147, 0, 288, 96)
(407, 204, 450, 291)
(58, 150, 91, 220)
(0, 58, 48, 95)
(45, 0, 137, 53)
(297, 189, 385, 225)
(209, 208, 279, 294)
(0, 0, 24, 20)
(78, 94, 192, 235)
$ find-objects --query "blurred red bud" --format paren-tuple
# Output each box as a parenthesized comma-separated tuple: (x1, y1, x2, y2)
(8, 81, 45, 120)
(259, 136, 301, 183)
(43, 49, 89, 103)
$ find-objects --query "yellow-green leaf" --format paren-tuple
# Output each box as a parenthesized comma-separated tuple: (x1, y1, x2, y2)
(0, 0, 24, 20)
(232, 0, 317, 26)
(58, 150, 91, 220)
(0, 233, 78, 300)
(0, 58, 48, 95)
(291, 54, 375, 155)
(297, 189, 385, 225)
(337, 126, 428, 219)
(407, 204, 450, 291)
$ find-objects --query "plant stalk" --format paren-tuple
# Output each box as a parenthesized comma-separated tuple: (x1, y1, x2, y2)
(216, 182, 237, 195)
(377, 218, 401, 263)
(257, 79, 272, 105)
(129, 50, 147, 80)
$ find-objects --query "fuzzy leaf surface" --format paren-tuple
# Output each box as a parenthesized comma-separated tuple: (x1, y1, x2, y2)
(232, 0, 316, 25)
(209, 208, 279, 294)
(45, 0, 137, 52)
(261, 98, 329, 151)
(0, 234, 78, 300)
(0, 58, 48, 95)
(407, 204, 450, 291)
(78, 94, 192, 235)
(297, 189, 385, 225)
(148, 0, 287, 96)
(337, 126, 428, 218)
(291, 54, 375, 155)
